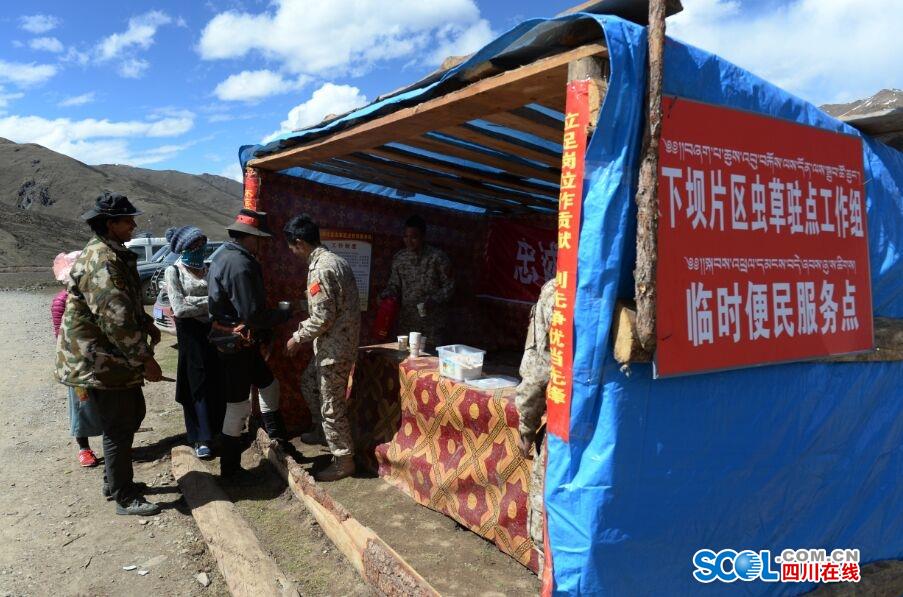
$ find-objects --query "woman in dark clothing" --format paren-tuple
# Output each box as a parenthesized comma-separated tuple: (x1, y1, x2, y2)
(163, 226, 224, 458)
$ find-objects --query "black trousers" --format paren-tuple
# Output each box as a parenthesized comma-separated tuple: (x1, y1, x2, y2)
(217, 346, 274, 404)
(90, 387, 145, 506)
(175, 318, 225, 444)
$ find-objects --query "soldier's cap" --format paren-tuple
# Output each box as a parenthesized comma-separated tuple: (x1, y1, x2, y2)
(81, 192, 143, 221)
(226, 208, 272, 237)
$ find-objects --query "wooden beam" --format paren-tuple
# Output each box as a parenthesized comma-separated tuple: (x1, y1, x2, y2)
(402, 135, 561, 183)
(633, 0, 667, 352)
(171, 446, 299, 597)
(304, 160, 515, 212)
(366, 145, 559, 196)
(437, 124, 561, 168)
(481, 110, 564, 144)
(249, 44, 607, 171)
(612, 300, 653, 364)
(256, 432, 440, 597)
(338, 153, 557, 209)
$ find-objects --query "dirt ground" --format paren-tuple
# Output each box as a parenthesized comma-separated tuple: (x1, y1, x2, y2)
(0, 289, 367, 597)
(2, 287, 899, 597)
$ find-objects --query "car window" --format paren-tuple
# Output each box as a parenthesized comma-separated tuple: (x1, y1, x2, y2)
(163, 251, 180, 264)
(150, 246, 170, 262)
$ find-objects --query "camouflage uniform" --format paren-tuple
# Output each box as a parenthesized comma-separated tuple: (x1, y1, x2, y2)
(294, 246, 360, 457)
(381, 245, 454, 346)
(56, 235, 153, 389)
(514, 278, 556, 568)
(56, 232, 154, 507)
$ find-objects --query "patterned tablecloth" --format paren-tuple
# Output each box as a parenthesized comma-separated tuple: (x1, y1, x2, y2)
(364, 351, 540, 572)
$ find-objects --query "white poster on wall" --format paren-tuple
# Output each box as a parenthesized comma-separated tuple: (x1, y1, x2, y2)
(322, 231, 372, 311)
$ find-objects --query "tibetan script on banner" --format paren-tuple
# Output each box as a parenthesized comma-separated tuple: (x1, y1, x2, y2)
(655, 97, 873, 377)
(547, 80, 590, 441)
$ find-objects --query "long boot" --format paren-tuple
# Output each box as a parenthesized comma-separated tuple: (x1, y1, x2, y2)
(260, 411, 288, 443)
(219, 434, 258, 486)
(219, 434, 242, 477)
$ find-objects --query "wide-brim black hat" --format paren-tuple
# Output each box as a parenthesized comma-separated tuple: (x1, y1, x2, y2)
(226, 208, 272, 237)
(81, 192, 143, 221)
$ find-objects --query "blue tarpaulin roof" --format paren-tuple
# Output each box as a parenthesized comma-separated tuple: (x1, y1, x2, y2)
(241, 13, 903, 596)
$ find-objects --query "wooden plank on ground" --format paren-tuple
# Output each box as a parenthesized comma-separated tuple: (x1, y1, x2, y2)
(255, 431, 440, 597)
(171, 445, 299, 597)
(249, 44, 606, 171)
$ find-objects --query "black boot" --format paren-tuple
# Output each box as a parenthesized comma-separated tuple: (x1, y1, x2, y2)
(260, 411, 288, 443)
(219, 434, 257, 485)
(219, 434, 242, 477)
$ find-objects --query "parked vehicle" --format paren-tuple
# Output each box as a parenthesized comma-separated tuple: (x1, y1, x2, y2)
(140, 241, 223, 305)
(125, 235, 168, 263)
(152, 243, 226, 334)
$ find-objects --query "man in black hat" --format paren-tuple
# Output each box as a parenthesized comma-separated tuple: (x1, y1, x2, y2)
(57, 192, 164, 516)
(207, 208, 291, 480)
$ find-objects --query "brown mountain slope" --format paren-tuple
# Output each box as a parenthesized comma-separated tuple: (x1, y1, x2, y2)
(0, 138, 243, 266)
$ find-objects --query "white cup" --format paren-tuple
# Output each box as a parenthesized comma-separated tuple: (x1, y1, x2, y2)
(419, 336, 427, 350)
(409, 332, 422, 357)
(397, 335, 409, 350)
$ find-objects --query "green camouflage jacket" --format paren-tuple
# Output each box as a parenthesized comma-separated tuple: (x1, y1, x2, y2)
(56, 235, 153, 389)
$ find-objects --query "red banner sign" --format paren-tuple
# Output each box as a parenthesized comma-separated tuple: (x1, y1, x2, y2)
(656, 97, 873, 377)
(480, 220, 556, 302)
(547, 80, 590, 441)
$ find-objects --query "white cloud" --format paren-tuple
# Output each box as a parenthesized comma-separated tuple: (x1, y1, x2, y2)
(58, 92, 96, 107)
(426, 20, 494, 65)
(0, 60, 57, 86)
(219, 162, 243, 182)
(0, 87, 24, 110)
(118, 58, 150, 79)
(264, 83, 367, 142)
(668, 0, 903, 104)
(0, 113, 195, 165)
(97, 11, 172, 61)
(214, 69, 311, 102)
(28, 37, 64, 53)
(19, 15, 61, 35)
(198, 0, 493, 76)
(94, 11, 171, 78)
(61, 47, 90, 67)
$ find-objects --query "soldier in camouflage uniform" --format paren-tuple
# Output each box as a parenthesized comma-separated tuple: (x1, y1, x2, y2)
(56, 192, 164, 516)
(380, 215, 454, 347)
(284, 215, 361, 482)
(514, 277, 556, 571)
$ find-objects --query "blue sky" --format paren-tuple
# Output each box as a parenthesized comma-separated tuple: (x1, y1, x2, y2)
(0, 0, 899, 179)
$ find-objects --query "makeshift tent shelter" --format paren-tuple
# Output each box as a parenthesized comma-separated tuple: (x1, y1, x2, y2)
(238, 10, 903, 596)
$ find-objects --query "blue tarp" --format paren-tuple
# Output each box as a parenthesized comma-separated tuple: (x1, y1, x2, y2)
(547, 14, 903, 596)
(239, 12, 903, 595)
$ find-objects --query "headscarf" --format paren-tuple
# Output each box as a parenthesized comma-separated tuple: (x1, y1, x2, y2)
(52, 251, 81, 283)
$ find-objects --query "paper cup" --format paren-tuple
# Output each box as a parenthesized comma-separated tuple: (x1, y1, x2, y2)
(397, 335, 409, 350)
(408, 332, 422, 357)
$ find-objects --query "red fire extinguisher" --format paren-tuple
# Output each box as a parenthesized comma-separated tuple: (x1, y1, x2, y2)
(372, 296, 399, 340)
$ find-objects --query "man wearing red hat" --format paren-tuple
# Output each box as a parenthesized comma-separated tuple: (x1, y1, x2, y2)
(207, 208, 291, 481)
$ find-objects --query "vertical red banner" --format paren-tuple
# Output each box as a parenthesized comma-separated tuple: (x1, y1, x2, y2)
(243, 166, 261, 210)
(546, 80, 590, 442)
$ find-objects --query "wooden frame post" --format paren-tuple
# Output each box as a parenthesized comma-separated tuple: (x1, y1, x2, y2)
(634, 0, 667, 352)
